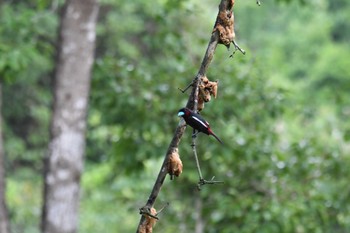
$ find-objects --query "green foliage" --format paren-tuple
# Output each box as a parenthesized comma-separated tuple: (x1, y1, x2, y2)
(2, 0, 350, 232)
(0, 3, 57, 170)
(6, 168, 42, 233)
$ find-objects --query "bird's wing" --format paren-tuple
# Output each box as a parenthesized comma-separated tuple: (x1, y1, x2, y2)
(191, 116, 208, 128)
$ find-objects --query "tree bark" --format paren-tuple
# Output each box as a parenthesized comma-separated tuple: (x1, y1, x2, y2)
(194, 195, 204, 233)
(41, 1, 99, 233)
(0, 84, 10, 233)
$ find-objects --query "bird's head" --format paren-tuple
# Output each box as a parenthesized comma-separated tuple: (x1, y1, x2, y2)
(177, 108, 189, 117)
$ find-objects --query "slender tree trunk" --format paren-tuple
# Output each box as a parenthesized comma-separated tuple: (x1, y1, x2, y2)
(41, 1, 99, 233)
(0, 84, 10, 233)
(194, 195, 204, 233)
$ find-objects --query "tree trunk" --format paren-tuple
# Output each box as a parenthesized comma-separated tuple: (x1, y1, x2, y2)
(194, 195, 204, 233)
(0, 84, 10, 233)
(41, 1, 99, 233)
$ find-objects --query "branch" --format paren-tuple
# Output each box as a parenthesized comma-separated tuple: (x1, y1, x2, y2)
(136, 0, 233, 232)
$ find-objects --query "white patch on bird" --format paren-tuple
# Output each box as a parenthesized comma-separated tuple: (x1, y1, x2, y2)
(192, 116, 207, 128)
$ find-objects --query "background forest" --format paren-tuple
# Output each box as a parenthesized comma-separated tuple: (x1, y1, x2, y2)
(1, 0, 350, 232)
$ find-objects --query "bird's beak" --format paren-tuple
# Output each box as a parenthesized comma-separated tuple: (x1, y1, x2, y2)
(178, 112, 184, 117)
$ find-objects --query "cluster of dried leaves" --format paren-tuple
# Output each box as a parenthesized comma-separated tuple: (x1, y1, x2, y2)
(166, 148, 183, 180)
(213, 0, 235, 49)
(213, 0, 246, 55)
(198, 76, 218, 111)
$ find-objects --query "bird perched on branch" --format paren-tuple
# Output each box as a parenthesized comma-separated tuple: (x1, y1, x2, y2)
(178, 108, 223, 144)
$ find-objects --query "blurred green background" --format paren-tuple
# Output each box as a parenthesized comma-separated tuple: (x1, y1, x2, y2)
(1, 0, 350, 232)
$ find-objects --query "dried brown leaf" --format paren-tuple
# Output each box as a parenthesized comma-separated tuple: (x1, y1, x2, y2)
(213, 0, 236, 48)
(207, 81, 218, 98)
(167, 149, 183, 179)
(201, 76, 209, 84)
(198, 95, 205, 112)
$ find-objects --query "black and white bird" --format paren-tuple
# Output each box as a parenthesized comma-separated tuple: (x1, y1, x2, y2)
(178, 107, 223, 144)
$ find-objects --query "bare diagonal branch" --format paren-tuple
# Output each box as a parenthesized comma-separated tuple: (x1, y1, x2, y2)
(136, 1, 233, 232)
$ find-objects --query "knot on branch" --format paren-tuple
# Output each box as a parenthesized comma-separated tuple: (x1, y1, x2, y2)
(139, 206, 158, 233)
(139, 203, 169, 233)
(166, 148, 183, 180)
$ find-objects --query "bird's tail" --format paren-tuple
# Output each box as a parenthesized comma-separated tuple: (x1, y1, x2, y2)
(210, 131, 223, 144)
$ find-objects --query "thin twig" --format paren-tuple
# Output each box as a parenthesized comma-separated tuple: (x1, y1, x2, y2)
(178, 81, 193, 93)
(191, 130, 224, 190)
(198, 177, 225, 190)
(230, 40, 246, 57)
(157, 202, 170, 215)
(191, 132, 203, 181)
